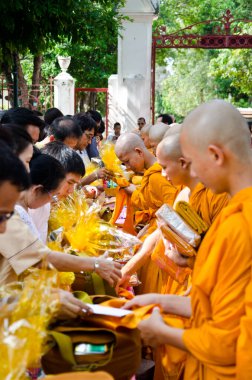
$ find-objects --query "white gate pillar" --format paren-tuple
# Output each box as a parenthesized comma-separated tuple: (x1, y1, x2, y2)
(108, 0, 159, 132)
(54, 56, 75, 115)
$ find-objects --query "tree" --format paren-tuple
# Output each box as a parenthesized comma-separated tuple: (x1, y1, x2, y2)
(0, 0, 125, 108)
(154, 0, 252, 118)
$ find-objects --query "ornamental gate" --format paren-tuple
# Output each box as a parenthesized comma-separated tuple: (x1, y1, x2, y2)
(151, 9, 252, 122)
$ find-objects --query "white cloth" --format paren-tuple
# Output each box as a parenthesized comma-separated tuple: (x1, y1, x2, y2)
(15, 205, 41, 240)
(77, 149, 91, 168)
(107, 134, 118, 143)
(28, 204, 51, 244)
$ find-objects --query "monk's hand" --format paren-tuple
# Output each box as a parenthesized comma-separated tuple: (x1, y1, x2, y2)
(94, 256, 122, 287)
(138, 307, 167, 347)
(96, 168, 113, 180)
(115, 273, 131, 293)
(122, 293, 159, 309)
(55, 289, 92, 319)
(123, 184, 136, 195)
(164, 241, 189, 267)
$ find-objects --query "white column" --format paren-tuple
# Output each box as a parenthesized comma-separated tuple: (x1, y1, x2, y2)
(108, 0, 158, 132)
(54, 56, 75, 115)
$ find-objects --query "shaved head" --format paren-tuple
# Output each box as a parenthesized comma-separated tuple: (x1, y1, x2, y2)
(156, 126, 191, 186)
(157, 133, 182, 161)
(149, 122, 170, 144)
(140, 124, 151, 136)
(115, 132, 146, 155)
(115, 132, 153, 173)
(181, 99, 252, 195)
(181, 99, 251, 160)
(164, 124, 182, 138)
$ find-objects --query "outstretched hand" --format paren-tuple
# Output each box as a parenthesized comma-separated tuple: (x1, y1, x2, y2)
(138, 307, 167, 347)
(95, 254, 122, 287)
(55, 289, 92, 319)
(122, 293, 159, 310)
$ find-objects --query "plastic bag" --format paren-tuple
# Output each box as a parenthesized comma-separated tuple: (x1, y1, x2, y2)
(0, 263, 59, 380)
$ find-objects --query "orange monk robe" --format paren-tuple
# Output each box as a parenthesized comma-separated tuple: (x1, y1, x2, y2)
(182, 187, 252, 380)
(131, 162, 182, 295)
(110, 177, 137, 235)
(131, 162, 180, 227)
(189, 182, 230, 225)
(159, 183, 230, 296)
(152, 185, 229, 380)
(236, 271, 252, 379)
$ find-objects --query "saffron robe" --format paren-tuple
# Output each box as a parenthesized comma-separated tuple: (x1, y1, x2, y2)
(236, 258, 252, 378)
(132, 162, 181, 294)
(153, 184, 229, 380)
(158, 183, 229, 295)
(131, 162, 180, 226)
(183, 187, 252, 379)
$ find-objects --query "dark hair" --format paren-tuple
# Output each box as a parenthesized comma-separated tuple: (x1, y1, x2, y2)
(138, 117, 146, 123)
(29, 153, 65, 193)
(49, 116, 82, 141)
(87, 110, 102, 124)
(0, 142, 30, 191)
(98, 120, 105, 135)
(1, 107, 45, 131)
(157, 113, 173, 125)
(0, 124, 32, 156)
(41, 141, 85, 176)
(114, 122, 121, 129)
(32, 110, 43, 117)
(0, 127, 15, 150)
(73, 113, 97, 133)
(44, 107, 63, 126)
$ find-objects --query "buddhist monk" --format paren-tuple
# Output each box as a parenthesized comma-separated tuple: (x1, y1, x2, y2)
(115, 132, 181, 293)
(118, 126, 230, 380)
(124, 99, 252, 380)
(119, 126, 229, 293)
(115, 132, 180, 230)
(140, 124, 152, 150)
(148, 122, 170, 155)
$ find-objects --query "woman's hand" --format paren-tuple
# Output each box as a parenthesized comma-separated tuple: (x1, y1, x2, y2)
(54, 289, 92, 319)
(94, 256, 122, 287)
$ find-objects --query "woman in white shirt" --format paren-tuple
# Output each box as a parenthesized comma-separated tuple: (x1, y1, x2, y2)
(16, 152, 65, 241)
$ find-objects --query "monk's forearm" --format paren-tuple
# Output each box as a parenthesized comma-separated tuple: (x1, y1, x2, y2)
(122, 248, 150, 276)
(79, 172, 97, 186)
(47, 251, 95, 272)
(122, 230, 160, 276)
(123, 184, 136, 195)
(158, 294, 192, 318)
(159, 325, 187, 351)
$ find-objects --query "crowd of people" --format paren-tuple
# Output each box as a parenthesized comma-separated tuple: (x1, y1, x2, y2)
(0, 101, 252, 380)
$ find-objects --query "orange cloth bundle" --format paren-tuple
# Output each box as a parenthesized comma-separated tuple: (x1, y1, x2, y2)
(83, 297, 188, 375)
(159, 224, 197, 258)
(175, 201, 209, 234)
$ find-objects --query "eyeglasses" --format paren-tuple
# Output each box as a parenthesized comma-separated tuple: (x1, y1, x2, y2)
(0, 211, 14, 223)
(85, 133, 94, 140)
(137, 122, 145, 126)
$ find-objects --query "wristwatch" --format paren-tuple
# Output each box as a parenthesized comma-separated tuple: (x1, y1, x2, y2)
(93, 259, 100, 272)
